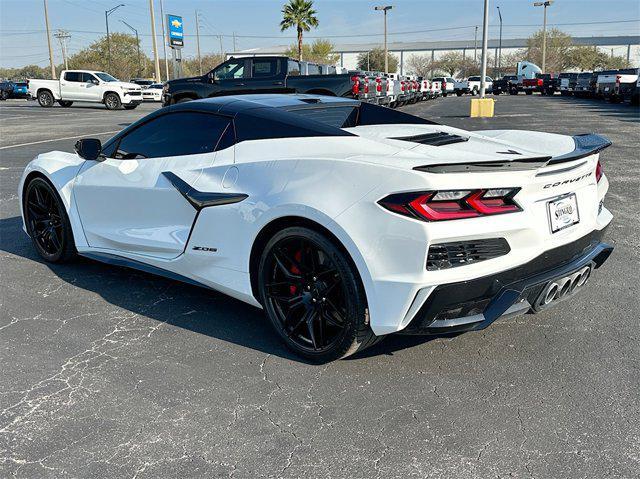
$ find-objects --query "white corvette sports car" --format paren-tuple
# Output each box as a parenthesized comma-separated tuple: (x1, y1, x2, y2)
(19, 94, 614, 361)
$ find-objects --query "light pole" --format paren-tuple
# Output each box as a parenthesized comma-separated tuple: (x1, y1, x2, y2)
(105, 3, 125, 73)
(120, 20, 140, 77)
(479, 0, 490, 98)
(374, 6, 392, 74)
(534, 1, 553, 73)
(496, 6, 502, 78)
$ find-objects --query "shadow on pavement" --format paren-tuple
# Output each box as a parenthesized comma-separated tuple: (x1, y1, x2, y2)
(1, 215, 447, 363)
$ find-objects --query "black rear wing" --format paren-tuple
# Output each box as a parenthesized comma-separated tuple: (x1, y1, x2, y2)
(414, 133, 611, 173)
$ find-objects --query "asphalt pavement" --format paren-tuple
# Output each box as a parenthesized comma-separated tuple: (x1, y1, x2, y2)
(1, 96, 638, 478)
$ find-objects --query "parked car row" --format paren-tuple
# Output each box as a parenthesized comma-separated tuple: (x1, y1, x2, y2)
(350, 72, 444, 108)
(490, 67, 639, 104)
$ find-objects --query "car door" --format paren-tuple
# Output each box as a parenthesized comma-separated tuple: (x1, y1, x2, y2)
(81, 73, 103, 101)
(210, 58, 250, 95)
(61, 71, 85, 100)
(243, 57, 288, 94)
(73, 111, 233, 259)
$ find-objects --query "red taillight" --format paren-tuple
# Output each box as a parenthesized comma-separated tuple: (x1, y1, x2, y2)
(351, 76, 359, 95)
(595, 160, 603, 183)
(442, 81, 447, 89)
(615, 75, 621, 84)
(379, 188, 521, 221)
(376, 77, 382, 92)
(401, 81, 405, 91)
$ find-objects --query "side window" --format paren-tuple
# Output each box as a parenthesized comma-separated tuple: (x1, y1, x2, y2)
(64, 72, 81, 82)
(214, 60, 245, 80)
(114, 112, 232, 159)
(288, 60, 301, 76)
(252, 59, 279, 78)
(81, 73, 96, 83)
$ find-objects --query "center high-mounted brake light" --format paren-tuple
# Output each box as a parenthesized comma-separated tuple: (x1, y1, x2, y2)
(378, 188, 521, 221)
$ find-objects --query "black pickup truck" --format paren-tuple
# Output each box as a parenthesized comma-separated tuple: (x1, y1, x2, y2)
(162, 56, 355, 106)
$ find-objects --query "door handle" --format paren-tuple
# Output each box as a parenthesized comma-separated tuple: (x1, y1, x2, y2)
(272, 81, 284, 85)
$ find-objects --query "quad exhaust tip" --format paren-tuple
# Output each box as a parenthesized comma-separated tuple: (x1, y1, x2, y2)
(540, 265, 592, 306)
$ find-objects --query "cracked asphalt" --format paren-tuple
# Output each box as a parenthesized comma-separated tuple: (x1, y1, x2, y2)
(1, 95, 638, 478)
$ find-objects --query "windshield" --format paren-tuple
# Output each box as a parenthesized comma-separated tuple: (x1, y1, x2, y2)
(95, 72, 119, 82)
(150, 84, 163, 89)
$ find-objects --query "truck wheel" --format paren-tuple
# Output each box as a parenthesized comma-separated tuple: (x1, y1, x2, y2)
(442, 92, 448, 97)
(509, 88, 518, 95)
(525, 90, 533, 95)
(123, 104, 138, 110)
(58, 100, 73, 107)
(0, 90, 8, 101)
(471, 88, 478, 96)
(38, 90, 54, 107)
(104, 93, 121, 110)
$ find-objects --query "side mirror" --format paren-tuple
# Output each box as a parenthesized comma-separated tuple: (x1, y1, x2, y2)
(74, 138, 103, 161)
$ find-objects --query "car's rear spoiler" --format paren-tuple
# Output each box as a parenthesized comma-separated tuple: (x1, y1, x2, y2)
(414, 133, 611, 174)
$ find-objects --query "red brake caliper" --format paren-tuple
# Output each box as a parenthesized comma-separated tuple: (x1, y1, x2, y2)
(289, 250, 302, 295)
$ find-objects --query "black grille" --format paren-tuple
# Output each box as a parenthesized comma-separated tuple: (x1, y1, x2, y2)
(427, 238, 510, 271)
(393, 131, 469, 146)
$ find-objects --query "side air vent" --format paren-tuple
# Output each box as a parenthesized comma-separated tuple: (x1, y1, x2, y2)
(392, 132, 469, 146)
(427, 238, 510, 271)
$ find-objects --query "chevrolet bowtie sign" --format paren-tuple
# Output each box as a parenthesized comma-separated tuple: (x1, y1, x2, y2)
(167, 14, 184, 48)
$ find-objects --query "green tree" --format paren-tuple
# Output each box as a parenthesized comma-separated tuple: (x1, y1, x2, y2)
(284, 39, 339, 64)
(280, 0, 319, 62)
(522, 28, 574, 72)
(68, 33, 154, 81)
(182, 53, 226, 77)
(356, 48, 399, 72)
(0, 64, 60, 80)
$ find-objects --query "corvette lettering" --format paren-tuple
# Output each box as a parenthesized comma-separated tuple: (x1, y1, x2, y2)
(543, 172, 592, 189)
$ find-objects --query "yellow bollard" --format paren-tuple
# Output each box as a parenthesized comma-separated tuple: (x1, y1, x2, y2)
(470, 98, 495, 117)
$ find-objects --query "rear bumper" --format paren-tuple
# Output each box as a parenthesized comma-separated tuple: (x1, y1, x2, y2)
(401, 228, 613, 335)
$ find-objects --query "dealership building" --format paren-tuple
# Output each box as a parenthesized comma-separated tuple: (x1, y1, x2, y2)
(229, 35, 640, 74)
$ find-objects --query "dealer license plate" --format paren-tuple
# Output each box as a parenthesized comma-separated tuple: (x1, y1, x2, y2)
(548, 193, 580, 233)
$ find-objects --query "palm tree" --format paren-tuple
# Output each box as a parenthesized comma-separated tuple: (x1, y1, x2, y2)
(280, 0, 319, 62)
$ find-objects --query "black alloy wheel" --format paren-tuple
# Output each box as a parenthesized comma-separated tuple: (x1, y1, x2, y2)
(24, 177, 76, 263)
(258, 227, 379, 362)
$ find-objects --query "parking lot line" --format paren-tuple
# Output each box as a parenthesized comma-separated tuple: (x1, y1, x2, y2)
(0, 131, 120, 150)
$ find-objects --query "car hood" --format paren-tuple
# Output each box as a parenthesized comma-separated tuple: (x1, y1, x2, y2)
(110, 81, 142, 90)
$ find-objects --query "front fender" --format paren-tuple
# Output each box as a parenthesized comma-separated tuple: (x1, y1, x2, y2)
(19, 151, 88, 247)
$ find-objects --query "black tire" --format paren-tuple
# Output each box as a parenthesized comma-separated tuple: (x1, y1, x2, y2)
(58, 100, 73, 107)
(525, 90, 533, 95)
(23, 177, 76, 263)
(104, 92, 121, 110)
(0, 90, 8, 101)
(123, 104, 138, 110)
(509, 88, 518, 95)
(258, 227, 380, 362)
(442, 92, 448, 97)
(456, 91, 463, 97)
(471, 88, 478, 96)
(37, 90, 54, 107)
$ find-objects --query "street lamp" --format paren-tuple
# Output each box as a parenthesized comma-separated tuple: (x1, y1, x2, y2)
(120, 20, 140, 77)
(496, 6, 503, 78)
(105, 3, 125, 72)
(533, 0, 553, 73)
(374, 5, 392, 74)
(479, 0, 489, 98)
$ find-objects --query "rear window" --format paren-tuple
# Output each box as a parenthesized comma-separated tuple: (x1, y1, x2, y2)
(468, 76, 480, 81)
(578, 72, 592, 78)
(64, 72, 82, 82)
(252, 59, 279, 78)
(617, 68, 639, 75)
(283, 102, 436, 129)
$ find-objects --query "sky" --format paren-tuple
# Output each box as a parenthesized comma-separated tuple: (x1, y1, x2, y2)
(0, 0, 639, 68)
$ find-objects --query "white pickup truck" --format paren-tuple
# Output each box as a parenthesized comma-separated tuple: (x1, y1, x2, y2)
(454, 76, 493, 96)
(595, 68, 639, 102)
(28, 70, 143, 109)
